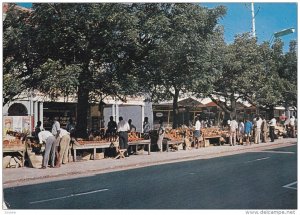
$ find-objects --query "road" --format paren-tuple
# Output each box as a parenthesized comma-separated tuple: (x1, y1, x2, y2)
(3, 145, 297, 209)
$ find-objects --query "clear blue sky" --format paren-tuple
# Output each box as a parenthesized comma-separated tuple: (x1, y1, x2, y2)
(201, 2, 297, 52)
(18, 2, 297, 52)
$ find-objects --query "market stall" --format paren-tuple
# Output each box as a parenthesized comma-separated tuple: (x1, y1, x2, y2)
(3, 131, 27, 168)
(72, 139, 112, 162)
(201, 127, 229, 146)
(163, 128, 185, 151)
(128, 132, 151, 155)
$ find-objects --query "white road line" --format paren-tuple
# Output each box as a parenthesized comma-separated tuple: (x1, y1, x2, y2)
(283, 181, 297, 190)
(253, 151, 295, 154)
(245, 157, 270, 163)
(55, 187, 66, 190)
(29, 188, 109, 204)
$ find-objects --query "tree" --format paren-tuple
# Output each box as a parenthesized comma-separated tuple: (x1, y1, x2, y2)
(255, 39, 297, 117)
(197, 33, 265, 119)
(3, 3, 34, 105)
(135, 3, 226, 128)
(281, 40, 297, 110)
(4, 3, 143, 137)
(198, 32, 297, 120)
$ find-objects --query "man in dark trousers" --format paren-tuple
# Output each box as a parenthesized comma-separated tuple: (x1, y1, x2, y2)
(269, 116, 276, 142)
(117, 116, 130, 157)
(106, 116, 117, 141)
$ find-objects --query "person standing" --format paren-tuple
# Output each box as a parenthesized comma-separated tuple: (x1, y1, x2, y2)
(66, 118, 76, 137)
(254, 116, 262, 144)
(269, 116, 276, 142)
(289, 116, 296, 138)
(38, 130, 56, 169)
(194, 117, 201, 148)
(229, 118, 238, 146)
(57, 128, 71, 166)
(244, 119, 253, 145)
(156, 119, 165, 152)
(34, 121, 42, 140)
(51, 117, 61, 167)
(238, 120, 245, 145)
(117, 117, 131, 156)
(106, 116, 117, 141)
(128, 119, 137, 132)
(261, 116, 268, 143)
(143, 117, 151, 139)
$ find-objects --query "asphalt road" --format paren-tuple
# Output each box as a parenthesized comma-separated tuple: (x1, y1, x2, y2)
(4, 145, 297, 209)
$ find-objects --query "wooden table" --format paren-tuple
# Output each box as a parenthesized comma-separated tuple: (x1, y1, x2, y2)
(128, 140, 151, 155)
(163, 139, 183, 152)
(72, 141, 111, 162)
(3, 144, 26, 167)
(203, 135, 221, 146)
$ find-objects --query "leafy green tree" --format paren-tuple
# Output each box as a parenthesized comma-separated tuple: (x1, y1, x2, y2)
(3, 3, 34, 105)
(198, 33, 265, 119)
(135, 3, 226, 128)
(4, 3, 143, 137)
(255, 39, 297, 118)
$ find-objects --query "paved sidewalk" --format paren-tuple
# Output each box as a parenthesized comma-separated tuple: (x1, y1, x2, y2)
(3, 138, 297, 188)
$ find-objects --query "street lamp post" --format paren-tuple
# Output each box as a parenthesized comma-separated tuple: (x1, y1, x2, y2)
(269, 27, 295, 44)
(274, 28, 295, 38)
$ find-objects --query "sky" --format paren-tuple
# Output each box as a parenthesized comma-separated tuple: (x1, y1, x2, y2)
(201, 2, 297, 52)
(17, 2, 298, 52)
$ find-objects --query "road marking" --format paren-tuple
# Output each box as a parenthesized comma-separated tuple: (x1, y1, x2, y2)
(245, 157, 270, 163)
(55, 187, 66, 190)
(29, 188, 109, 204)
(283, 181, 297, 190)
(253, 151, 295, 154)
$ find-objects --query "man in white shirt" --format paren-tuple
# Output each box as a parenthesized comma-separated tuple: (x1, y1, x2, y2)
(269, 117, 276, 142)
(254, 116, 262, 144)
(52, 117, 61, 138)
(117, 116, 130, 156)
(238, 120, 244, 145)
(51, 117, 61, 167)
(57, 128, 71, 166)
(289, 116, 296, 138)
(38, 130, 56, 169)
(229, 118, 238, 146)
(194, 117, 201, 148)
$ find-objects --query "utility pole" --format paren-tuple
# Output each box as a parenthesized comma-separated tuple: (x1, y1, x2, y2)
(251, 2, 256, 37)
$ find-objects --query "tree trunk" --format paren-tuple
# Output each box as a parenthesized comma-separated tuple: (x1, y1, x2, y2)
(172, 89, 180, 129)
(266, 105, 274, 120)
(76, 85, 89, 138)
(230, 94, 237, 120)
(209, 95, 231, 116)
(76, 67, 91, 139)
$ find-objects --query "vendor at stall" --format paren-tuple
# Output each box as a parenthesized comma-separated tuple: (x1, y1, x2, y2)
(57, 128, 71, 166)
(117, 116, 131, 157)
(157, 119, 165, 152)
(38, 130, 56, 169)
(194, 116, 201, 148)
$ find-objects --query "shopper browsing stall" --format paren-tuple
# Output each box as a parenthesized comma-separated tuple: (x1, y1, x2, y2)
(269, 116, 276, 142)
(57, 128, 71, 166)
(156, 119, 165, 152)
(194, 116, 201, 148)
(117, 117, 131, 156)
(38, 130, 56, 169)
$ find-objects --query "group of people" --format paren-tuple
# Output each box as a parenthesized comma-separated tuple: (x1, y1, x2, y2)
(228, 114, 296, 146)
(105, 116, 152, 157)
(34, 117, 73, 169)
(228, 116, 270, 146)
(192, 114, 296, 148)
